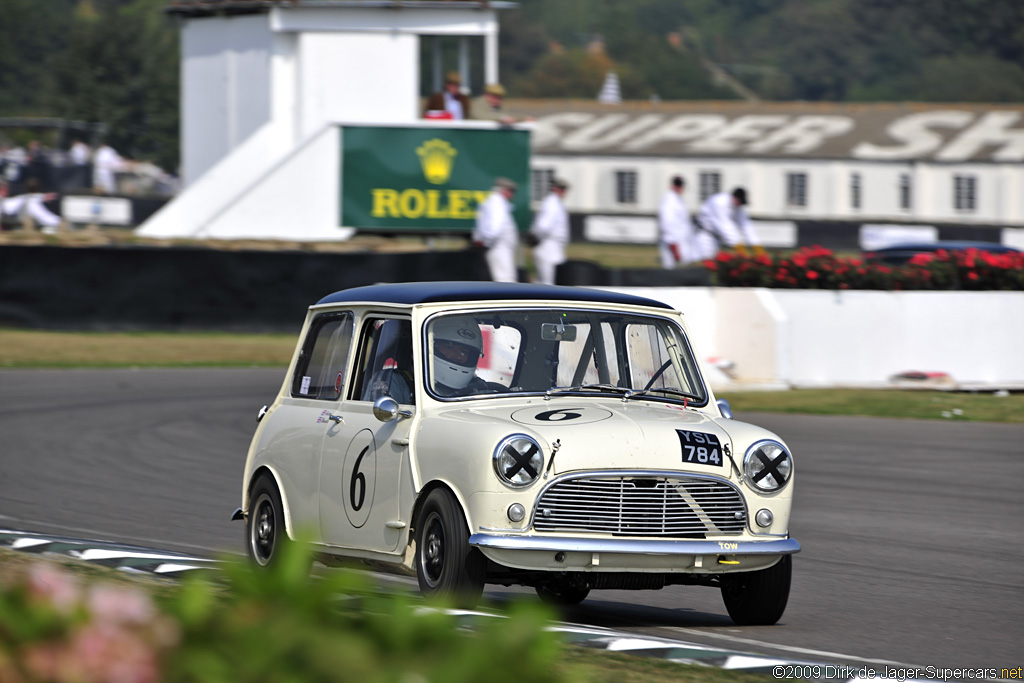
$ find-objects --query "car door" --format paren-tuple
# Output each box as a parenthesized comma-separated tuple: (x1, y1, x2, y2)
(318, 317, 413, 554)
(253, 311, 354, 540)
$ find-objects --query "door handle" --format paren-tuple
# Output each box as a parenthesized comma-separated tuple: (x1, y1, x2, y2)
(327, 414, 343, 424)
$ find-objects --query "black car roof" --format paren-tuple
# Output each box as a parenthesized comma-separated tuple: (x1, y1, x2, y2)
(316, 281, 674, 309)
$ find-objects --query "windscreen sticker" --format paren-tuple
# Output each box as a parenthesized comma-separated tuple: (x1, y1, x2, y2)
(300, 376, 311, 395)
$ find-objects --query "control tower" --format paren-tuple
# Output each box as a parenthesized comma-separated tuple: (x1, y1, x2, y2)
(138, 0, 516, 241)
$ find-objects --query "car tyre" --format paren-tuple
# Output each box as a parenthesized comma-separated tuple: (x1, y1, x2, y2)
(536, 579, 590, 606)
(720, 555, 792, 625)
(247, 475, 287, 568)
(415, 489, 485, 607)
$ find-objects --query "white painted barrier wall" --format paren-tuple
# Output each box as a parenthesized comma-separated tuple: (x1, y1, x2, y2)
(608, 287, 1024, 390)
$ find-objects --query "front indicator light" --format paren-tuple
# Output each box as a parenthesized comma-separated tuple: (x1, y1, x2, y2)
(755, 508, 774, 528)
(507, 503, 526, 522)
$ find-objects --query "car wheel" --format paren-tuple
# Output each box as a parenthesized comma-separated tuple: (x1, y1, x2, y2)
(536, 579, 590, 606)
(415, 489, 485, 607)
(720, 555, 792, 625)
(247, 475, 287, 568)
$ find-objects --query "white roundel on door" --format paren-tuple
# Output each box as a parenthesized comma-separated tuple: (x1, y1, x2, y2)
(343, 428, 376, 528)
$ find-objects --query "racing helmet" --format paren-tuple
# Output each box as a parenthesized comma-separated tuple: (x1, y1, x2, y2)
(430, 316, 483, 390)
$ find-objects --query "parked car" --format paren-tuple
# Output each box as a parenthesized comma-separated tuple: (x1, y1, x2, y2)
(863, 241, 1020, 265)
(233, 282, 799, 624)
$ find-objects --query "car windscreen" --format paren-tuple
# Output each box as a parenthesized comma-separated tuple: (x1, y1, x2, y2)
(424, 308, 706, 404)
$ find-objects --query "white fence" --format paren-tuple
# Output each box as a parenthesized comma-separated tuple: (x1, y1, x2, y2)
(607, 287, 1024, 390)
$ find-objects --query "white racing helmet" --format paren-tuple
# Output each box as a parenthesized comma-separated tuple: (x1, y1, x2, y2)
(430, 315, 483, 390)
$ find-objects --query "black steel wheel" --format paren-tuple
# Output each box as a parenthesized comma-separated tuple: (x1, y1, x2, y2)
(415, 488, 485, 607)
(247, 475, 286, 568)
(720, 554, 792, 625)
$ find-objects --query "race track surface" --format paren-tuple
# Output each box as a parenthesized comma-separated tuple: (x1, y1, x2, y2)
(1, 369, 1020, 670)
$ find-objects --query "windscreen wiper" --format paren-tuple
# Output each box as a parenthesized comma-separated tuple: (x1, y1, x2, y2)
(544, 383, 630, 400)
(624, 387, 703, 403)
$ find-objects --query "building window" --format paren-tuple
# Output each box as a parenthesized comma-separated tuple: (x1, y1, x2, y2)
(699, 171, 721, 201)
(615, 170, 638, 204)
(899, 173, 912, 210)
(531, 168, 554, 199)
(954, 174, 977, 211)
(786, 172, 807, 207)
(850, 172, 861, 210)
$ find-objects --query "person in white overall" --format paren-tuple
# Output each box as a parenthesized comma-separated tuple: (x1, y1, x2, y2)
(473, 177, 520, 283)
(658, 175, 695, 268)
(695, 187, 762, 260)
(530, 178, 570, 285)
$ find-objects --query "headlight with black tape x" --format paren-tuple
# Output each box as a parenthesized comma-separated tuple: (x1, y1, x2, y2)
(743, 440, 793, 493)
(493, 434, 544, 488)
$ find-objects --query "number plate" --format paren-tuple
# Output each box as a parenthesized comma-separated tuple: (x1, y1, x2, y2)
(676, 430, 723, 467)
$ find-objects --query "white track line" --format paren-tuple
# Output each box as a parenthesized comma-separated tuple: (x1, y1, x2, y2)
(666, 627, 927, 668)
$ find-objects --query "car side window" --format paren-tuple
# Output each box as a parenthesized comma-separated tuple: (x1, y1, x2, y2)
(291, 312, 354, 400)
(353, 318, 415, 405)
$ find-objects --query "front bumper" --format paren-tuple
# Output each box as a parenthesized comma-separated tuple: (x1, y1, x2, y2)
(468, 534, 800, 573)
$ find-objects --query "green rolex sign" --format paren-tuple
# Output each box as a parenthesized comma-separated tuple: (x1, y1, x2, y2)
(341, 125, 531, 232)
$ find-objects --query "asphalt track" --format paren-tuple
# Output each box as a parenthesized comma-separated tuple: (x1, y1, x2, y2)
(1, 368, 1020, 671)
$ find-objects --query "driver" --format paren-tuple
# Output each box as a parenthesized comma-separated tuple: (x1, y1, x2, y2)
(430, 316, 489, 397)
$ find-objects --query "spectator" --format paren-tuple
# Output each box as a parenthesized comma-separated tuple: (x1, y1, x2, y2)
(93, 142, 125, 194)
(424, 71, 471, 121)
(66, 138, 92, 191)
(69, 139, 90, 166)
(23, 141, 53, 192)
(0, 180, 63, 234)
(472, 83, 529, 125)
(0, 146, 23, 187)
(530, 177, 570, 285)
(695, 187, 762, 260)
(658, 175, 695, 269)
(473, 177, 519, 283)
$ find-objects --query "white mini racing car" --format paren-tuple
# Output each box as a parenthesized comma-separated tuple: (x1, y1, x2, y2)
(234, 281, 799, 624)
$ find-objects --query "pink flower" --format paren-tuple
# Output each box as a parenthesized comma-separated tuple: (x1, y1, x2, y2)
(806, 270, 819, 280)
(27, 562, 80, 614)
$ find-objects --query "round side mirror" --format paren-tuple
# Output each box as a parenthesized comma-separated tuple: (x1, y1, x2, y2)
(716, 398, 733, 420)
(373, 396, 400, 422)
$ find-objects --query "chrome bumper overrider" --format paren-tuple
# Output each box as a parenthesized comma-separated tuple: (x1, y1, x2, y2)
(468, 534, 800, 556)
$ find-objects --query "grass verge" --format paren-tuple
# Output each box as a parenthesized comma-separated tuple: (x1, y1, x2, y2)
(0, 329, 295, 368)
(720, 389, 1024, 423)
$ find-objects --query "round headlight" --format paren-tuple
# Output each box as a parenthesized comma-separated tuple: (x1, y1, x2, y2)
(743, 440, 793, 493)
(493, 435, 544, 488)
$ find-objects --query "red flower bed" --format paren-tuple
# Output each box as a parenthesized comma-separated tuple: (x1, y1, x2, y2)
(704, 246, 1024, 290)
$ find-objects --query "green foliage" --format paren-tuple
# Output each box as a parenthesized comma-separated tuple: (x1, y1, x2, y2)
(0, 540, 565, 683)
(0, 0, 179, 170)
(502, 0, 1024, 102)
(161, 541, 565, 683)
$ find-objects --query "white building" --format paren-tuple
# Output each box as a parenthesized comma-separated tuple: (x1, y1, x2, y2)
(509, 100, 1024, 249)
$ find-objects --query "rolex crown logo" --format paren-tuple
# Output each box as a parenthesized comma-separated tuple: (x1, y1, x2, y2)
(416, 139, 458, 185)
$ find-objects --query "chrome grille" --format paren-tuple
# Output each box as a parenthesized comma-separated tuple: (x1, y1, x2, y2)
(533, 475, 746, 538)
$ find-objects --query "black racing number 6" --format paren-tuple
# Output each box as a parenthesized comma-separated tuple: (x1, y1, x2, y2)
(535, 408, 582, 422)
(350, 445, 369, 512)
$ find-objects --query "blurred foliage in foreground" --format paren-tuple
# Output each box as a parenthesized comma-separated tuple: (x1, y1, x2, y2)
(0, 541, 564, 683)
